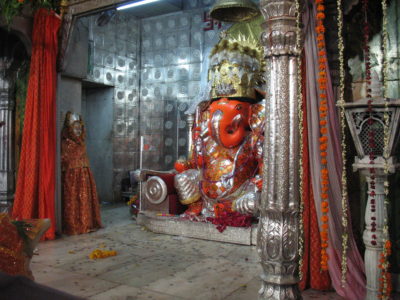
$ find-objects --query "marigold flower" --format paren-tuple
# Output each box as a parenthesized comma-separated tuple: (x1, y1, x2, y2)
(322, 201, 329, 208)
(320, 136, 328, 143)
(317, 12, 326, 20)
(321, 193, 328, 199)
(320, 106, 328, 112)
(320, 127, 328, 134)
(322, 186, 329, 192)
(317, 4, 325, 11)
(321, 215, 328, 222)
(322, 179, 329, 185)
(320, 120, 327, 126)
(318, 50, 326, 57)
(316, 25, 325, 34)
(320, 144, 327, 151)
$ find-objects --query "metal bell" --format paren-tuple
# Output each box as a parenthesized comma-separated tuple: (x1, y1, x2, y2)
(210, 0, 260, 22)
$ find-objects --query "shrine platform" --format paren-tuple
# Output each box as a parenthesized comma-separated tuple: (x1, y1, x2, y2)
(137, 211, 258, 246)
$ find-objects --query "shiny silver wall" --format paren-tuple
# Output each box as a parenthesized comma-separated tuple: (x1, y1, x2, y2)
(83, 0, 226, 199)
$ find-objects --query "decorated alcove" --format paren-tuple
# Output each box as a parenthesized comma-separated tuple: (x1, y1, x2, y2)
(0, 0, 400, 299)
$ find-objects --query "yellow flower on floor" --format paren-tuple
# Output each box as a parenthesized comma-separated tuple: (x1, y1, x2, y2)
(89, 249, 117, 259)
(127, 195, 138, 206)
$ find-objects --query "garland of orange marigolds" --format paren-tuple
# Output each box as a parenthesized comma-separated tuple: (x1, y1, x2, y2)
(315, 0, 329, 271)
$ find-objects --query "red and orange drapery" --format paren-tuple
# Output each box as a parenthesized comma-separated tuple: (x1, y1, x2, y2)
(299, 56, 331, 290)
(12, 9, 61, 240)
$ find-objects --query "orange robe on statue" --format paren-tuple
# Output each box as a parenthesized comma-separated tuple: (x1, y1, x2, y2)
(61, 119, 102, 235)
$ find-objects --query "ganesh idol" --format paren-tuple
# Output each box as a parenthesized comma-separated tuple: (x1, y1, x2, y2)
(174, 35, 266, 217)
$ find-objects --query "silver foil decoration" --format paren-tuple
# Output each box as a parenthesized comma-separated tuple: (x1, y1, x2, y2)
(233, 181, 260, 215)
(258, 0, 303, 299)
(144, 176, 168, 204)
(174, 169, 201, 205)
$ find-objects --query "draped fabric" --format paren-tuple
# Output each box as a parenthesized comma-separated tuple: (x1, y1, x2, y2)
(61, 120, 102, 235)
(300, 56, 331, 291)
(12, 9, 61, 240)
(303, 2, 366, 299)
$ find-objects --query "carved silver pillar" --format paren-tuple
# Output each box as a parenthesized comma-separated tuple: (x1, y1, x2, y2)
(0, 58, 15, 213)
(185, 113, 195, 159)
(258, 1, 302, 299)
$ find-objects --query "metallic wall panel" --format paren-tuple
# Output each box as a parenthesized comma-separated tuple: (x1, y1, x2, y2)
(84, 4, 227, 197)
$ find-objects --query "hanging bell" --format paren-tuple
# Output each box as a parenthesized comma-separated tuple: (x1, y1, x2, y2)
(210, 0, 260, 23)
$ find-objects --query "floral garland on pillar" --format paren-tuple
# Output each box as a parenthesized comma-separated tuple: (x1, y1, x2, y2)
(378, 0, 392, 298)
(336, 0, 349, 286)
(315, 0, 330, 271)
(295, 0, 304, 280)
(362, 0, 379, 248)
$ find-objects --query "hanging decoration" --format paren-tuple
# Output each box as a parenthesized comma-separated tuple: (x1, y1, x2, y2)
(336, 0, 349, 286)
(0, 0, 60, 25)
(295, 0, 304, 280)
(378, 0, 392, 298)
(315, 0, 330, 271)
(361, 0, 379, 248)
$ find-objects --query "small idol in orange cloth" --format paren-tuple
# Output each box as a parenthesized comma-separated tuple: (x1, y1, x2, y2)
(61, 112, 102, 235)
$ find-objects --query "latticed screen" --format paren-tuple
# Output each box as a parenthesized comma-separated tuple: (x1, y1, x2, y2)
(359, 118, 384, 156)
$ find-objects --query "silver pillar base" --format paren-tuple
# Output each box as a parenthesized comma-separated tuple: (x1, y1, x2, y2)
(259, 282, 301, 300)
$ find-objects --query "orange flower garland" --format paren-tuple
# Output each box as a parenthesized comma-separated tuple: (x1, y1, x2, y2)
(89, 249, 117, 259)
(315, 0, 329, 271)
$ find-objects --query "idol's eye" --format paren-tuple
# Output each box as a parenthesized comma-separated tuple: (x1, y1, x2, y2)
(235, 104, 242, 110)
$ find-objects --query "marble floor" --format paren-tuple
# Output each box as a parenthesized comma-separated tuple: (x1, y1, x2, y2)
(31, 205, 343, 300)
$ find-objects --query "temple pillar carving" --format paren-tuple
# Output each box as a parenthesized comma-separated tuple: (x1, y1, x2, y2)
(258, 1, 303, 299)
(0, 58, 15, 213)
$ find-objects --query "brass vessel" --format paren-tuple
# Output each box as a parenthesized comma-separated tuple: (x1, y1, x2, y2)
(210, 0, 260, 22)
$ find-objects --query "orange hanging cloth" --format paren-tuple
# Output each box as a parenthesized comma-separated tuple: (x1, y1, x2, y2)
(12, 9, 61, 240)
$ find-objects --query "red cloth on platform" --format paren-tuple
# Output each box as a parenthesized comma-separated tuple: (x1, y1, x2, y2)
(12, 9, 60, 240)
(299, 56, 331, 290)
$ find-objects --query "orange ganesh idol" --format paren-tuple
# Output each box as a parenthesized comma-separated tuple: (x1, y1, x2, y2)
(174, 35, 266, 218)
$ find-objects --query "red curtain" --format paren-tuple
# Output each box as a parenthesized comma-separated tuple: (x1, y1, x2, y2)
(299, 56, 331, 290)
(12, 9, 61, 240)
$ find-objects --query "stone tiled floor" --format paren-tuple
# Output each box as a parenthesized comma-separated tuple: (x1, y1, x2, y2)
(31, 205, 344, 300)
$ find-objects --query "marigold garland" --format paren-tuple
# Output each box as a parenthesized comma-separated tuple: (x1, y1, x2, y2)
(315, 0, 329, 271)
(89, 249, 117, 260)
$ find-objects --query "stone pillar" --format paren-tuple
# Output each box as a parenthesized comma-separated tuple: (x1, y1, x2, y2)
(353, 158, 398, 300)
(0, 58, 15, 213)
(258, 1, 303, 299)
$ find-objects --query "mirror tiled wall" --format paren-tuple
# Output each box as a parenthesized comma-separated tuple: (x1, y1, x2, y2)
(82, 0, 226, 200)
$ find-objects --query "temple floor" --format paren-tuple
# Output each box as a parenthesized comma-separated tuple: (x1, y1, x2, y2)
(31, 204, 343, 299)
